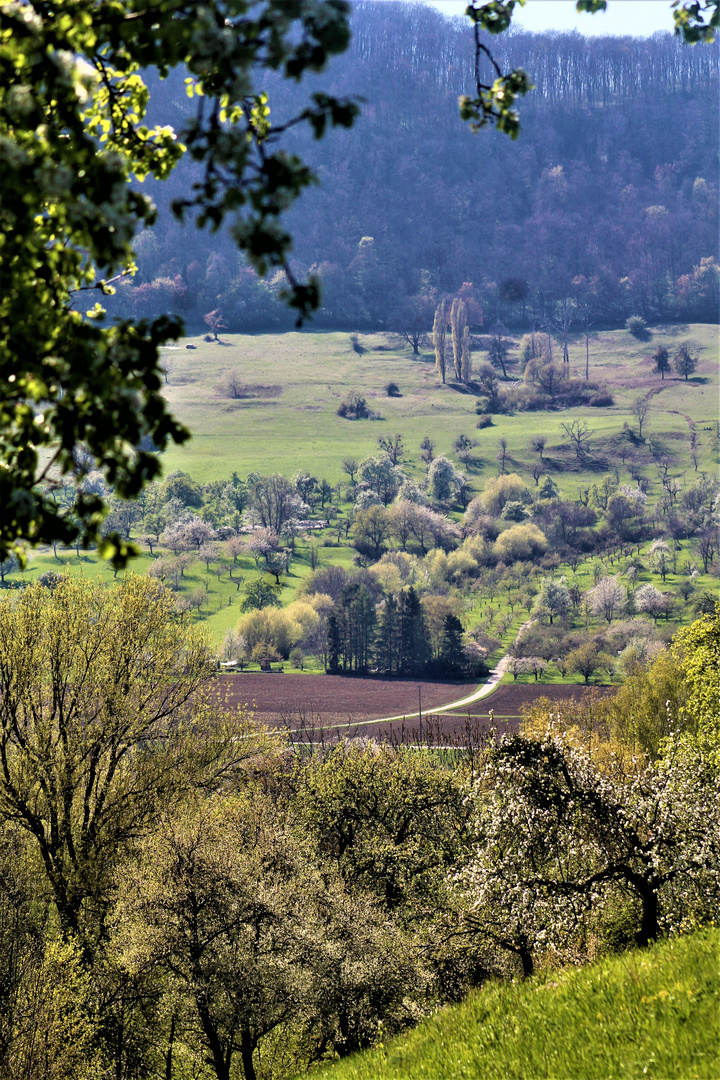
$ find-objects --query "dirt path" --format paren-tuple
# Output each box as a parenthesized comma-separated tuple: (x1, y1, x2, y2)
(287, 619, 537, 735)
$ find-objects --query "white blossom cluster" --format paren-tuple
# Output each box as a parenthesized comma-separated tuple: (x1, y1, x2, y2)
(459, 726, 720, 971)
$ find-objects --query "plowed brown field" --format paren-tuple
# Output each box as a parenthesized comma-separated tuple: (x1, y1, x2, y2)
(451, 682, 616, 718)
(214, 673, 615, 742)
(215, 672, 470, 726)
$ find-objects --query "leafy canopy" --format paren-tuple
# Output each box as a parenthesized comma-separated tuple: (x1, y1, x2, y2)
(0, 0, 357, 564)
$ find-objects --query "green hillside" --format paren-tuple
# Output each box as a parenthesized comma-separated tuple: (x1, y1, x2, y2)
(309, 929, 720, 1080)
(159, 324, 718, 488)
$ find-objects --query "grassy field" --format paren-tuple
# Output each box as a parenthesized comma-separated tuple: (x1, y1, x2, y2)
(159, 323, 719, 494)
(307, 927, 720, 1080)
(20, 538, 356, 650)
(9, 323, 718, 657)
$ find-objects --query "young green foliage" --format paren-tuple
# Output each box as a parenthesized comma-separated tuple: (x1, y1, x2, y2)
(0, 0, 357, 564)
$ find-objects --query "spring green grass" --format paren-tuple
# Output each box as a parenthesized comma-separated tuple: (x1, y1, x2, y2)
(19, 539, 356, 648)
(10, 323, 718, 652)
(159, 324, 718, 494)
(308, 928, 720, 1080)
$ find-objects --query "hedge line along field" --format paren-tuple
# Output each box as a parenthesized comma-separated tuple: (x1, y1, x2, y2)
(158, 323, 718, 491)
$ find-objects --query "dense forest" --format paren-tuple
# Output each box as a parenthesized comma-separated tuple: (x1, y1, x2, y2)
(106, 2, 720, 333)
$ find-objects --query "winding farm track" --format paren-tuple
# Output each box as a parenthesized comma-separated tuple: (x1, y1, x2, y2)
(214, 618, 611, 742)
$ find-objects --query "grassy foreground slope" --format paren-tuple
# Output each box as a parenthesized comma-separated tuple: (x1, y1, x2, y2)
(310, 929, 720, 1080)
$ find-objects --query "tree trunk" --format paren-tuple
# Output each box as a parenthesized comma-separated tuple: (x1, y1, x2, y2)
(240, 1029, 256, 1080)
(196, 1002, 231, 1080)
(637, 884, 660, 946)
(166, 1016, 176, 1080)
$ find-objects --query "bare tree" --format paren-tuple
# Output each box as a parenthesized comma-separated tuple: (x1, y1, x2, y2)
(392, 293, 434, 355)
(560, 419, 594, 460)
(160, 353, 175, 385)
(454, 434, 474, 465)
(548, 297, 575, 365)
(377, 434, 404, 465)
(341, 458, 359, 484)
(529, 434, 546, 461)
(420, 436, 435, 469)
(631, 395, 652, 439)
(487, 323, 513, 379)
(698, 528, 716, 573)
(572, 276, 598, 379)
(218, 369, 245, 399)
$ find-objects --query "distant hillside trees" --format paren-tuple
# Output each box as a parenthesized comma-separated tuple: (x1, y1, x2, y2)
(108, 7, 719, 333)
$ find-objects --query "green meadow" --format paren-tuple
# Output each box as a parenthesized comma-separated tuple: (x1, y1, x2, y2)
(17, 322, 719, 660)
(158, 323, 718, 492)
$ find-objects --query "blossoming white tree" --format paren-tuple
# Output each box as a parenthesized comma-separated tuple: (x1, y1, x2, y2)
(460, 730, 720, 976)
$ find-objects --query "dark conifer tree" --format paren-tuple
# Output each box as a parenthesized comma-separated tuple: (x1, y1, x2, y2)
(438, 614, 466, 677)
(375, 594, 400, 675)
(398, 587, 430, 676)
(334, 582, 377, 673)
(326, 612, 341, 673)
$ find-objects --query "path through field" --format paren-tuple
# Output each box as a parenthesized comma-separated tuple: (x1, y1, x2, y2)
(218, 619, 615, 742)
(317, 618, 538, 735)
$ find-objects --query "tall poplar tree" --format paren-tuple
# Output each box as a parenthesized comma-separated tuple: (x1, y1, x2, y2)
(450, 298, 467, 380)
(461, 324, 473, 384)
(433, 301, 447, 385)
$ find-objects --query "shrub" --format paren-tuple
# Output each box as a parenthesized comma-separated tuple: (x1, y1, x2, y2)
(501, 500, 529, 522)
(493, 523, 547, 562)
(289, 646, 305, 669)
(337, 392, 371, 420)
(385, 382, 401, 397)
(481, 473, 529, 516)
(626, 316, 650, 340)
(589, 391, 614, 407)
(250, 641, 282, 663)
(476, 414, 494, 429)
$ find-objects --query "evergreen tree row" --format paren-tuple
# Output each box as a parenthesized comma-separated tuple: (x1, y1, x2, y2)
(327, 583, 470, 679)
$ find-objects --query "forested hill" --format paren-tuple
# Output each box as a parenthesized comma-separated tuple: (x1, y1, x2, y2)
(113, 2, 719, 332)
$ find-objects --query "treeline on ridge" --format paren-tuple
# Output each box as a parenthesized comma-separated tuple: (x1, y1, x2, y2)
(105, 3, 719, 333)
